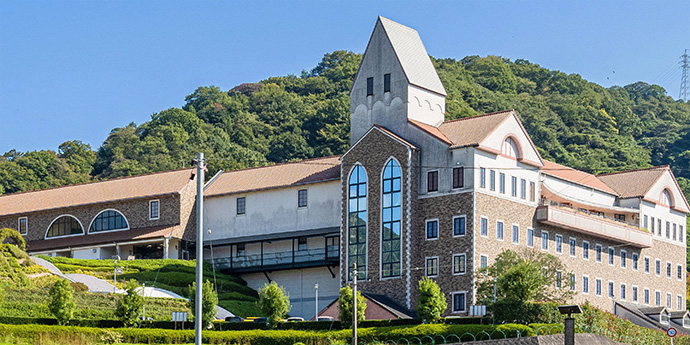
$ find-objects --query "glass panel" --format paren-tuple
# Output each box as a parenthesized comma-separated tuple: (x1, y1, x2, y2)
(381, 159, 402, 278)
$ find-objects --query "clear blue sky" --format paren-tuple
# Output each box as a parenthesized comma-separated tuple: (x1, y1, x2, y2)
(1, 1, 689, 153)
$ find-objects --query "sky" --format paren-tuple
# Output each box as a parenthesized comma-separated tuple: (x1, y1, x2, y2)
(1, 1, 689, 154)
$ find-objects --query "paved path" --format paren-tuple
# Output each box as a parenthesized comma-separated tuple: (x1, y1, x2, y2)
(64, 273, 119, 293)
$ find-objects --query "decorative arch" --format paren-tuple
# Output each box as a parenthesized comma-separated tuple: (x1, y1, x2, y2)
(45, 215, 84, 239)
(88, 209, 130, 234)
(660, 188, 675, 208)
(501, 135, 523, 160)
(381, 158, 402, 278)
(347, 164, 368, 281)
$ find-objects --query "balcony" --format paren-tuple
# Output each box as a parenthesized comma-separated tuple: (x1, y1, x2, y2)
(536, 201, 652, 248)
(212, 245, 340, 274)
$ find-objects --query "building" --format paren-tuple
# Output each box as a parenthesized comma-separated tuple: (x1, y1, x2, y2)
(0, 168, 198, 260)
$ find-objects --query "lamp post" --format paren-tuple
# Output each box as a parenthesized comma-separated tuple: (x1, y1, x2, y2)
(352, 264, 357, 345)
(142, 283, 146, 321)
(558, 305, 582, 345)
(113, 255, 121, 293)
(314, 283, 319, 321)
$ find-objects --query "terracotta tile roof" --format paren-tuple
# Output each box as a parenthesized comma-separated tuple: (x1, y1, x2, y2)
(541, 160, 618, 195)
(0, 169, 196, 216)
(597, 166, 668, 199)
(27, 225, 179, 252)
(408, 119, 451, 145)
(438, 110, 514, 149)
(204, 156, 341, 197)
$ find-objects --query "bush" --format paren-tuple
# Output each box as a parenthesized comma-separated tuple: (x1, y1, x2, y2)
(116, 279, 144, 327)
(49, 279, 75, 325)
(187, 280, 218, 329)
(338, 286, 366, 329)
(0, 228, 26, 251)
(258, 282, 291, 328)
(490, 300, 562, 324)
(69, 282, 89, 292)
(416, 277, 446, 323)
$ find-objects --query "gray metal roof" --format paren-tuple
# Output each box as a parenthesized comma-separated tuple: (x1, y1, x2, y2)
(378, 17, 446, 96)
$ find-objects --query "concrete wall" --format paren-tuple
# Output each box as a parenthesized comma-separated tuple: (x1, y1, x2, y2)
(640, 200, 686, 247)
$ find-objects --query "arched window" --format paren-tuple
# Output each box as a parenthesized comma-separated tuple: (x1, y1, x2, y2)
(89, 209, 129, 233)
(502, 137, 520, 159)
(348, 165, 367, 281)
(381, 159, 402, 278)
(46, 215, 84, 238)
(660, 189, 673, 207)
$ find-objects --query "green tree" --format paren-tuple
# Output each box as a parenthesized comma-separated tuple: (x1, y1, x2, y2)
(338, 286, 366, 329)
(257, 282, 291, 328)
(416, 277, 447, 323)
(187, 280, 218, 329)
(49, 279, 75, 325)
(115, 279, 144, 327)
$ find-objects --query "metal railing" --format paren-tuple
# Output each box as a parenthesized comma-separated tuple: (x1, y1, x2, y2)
(540, 199, 640, 228)
(211, 245, 339, 272)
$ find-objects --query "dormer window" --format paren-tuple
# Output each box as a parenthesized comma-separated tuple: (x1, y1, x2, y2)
(384, 74, 391, 92)
(683, 315, 690, 328)
(661, 311, 669, 325)
(660, 189, 673, 207)
(367, 77, 374, 96)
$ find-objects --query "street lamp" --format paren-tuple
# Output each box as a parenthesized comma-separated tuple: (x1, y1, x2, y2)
(314, 283, 319, 321)
(113, 255, 121, 293)
(558, 305, 582, 345)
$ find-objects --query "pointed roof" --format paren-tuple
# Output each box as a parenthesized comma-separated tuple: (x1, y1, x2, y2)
(597, 166, 669, 199)
(438, 110, 514, 149)
(408, 119, 451, 144)
(542, 160, 618, 195)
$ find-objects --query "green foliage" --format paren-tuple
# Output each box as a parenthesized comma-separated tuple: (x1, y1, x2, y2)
(115, 280, 144, 327)
(491, 301, 563, 324)
(416, 277, 446, 323)
(338, 286, 366, 329)
(0, 228, 25, 251)
(257, 282, 291, 328)
(187, 280, 218, 329)
(48, 279, 75, 325)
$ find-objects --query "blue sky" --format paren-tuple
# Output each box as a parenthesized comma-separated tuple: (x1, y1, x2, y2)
(1, 1, 689, 153)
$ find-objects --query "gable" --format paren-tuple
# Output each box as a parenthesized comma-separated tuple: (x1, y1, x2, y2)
(477, 112, 543, 166)
(644, 169, 690, 212)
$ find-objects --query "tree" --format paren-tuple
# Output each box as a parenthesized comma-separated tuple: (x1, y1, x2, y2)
(115, 279, 144, 327)
(416, 277, 447, 323)
(257, 282, 291, 328)
(338, 286, 366, 329)
(187, 280, 218, 329)
(49, 279, 75, 325)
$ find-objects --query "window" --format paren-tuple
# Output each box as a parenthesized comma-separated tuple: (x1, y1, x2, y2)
(679, 265, 684, 280)
(656, 259, 661, 276)
(489, 170, 496, 191)
(236, 244, 245, 256)
(644, 288, 650, 305)
(453, 254, 466, 274)
(620, 250, 626, 268)
(382, 160, 402, 278)
(569, 273, 576, 291)
(678, 295, 683, 311)
(644, 257, 650, 273)
(496, 221, 504, 240)
(453, 216, 466, 237)
(651, 217, 655, 233)
(667, 262, 672, 278)
(426, 220, 438, 240)
(298, 189, 308, 207)
(555, 271, 562, 289)
(512, 225, 519, 244)
(499, 173, 505, 194)
(614, 214, 626, 222)
(511, 176, 517, 197)
(149, 200, 160, 220)
(425, 257, 438, 277)
(46, 215, 84, 238)
(452, 292, 466, 313)
(595, 278, 602, 296)
(661, 189, 673, 206)
(480, 168, 486, 188)
(632, 253, 638, 271)
(608, 247, 614, 265)
(555, 235, 563, 254)
(480, 255, 488, 269)
(608, 281, 614, 298)
(383, 73, 390, 92)
(236, 197, 246, 215)
(667, 221, 671, 238)
(89, 210, 129, 233)
(453, 167, 464, 188)
(298, 237, 307, 251)
(530, 181, 535, 202)
(667, 293, 672, 308)
(503, 137, 519, 158)
(527, 228, 534, 247)
(656, 291, 661, 306)
(674, 223, 677, 240)
(632, 286, 638, 303)
(366, 77, 373, 96)
(348, 165, 367, 281)
(541, 231, 549, 250)
(480, 217, 488, 237)
(569, 237, 576, 256)
(520, 179, 526, 199)
(427, 171, 438, 192)
(681, 226, 685, 243)
(661, 310, 669, 325)
(620, 284, 626, 300)
(644, 215, 648, 229)
(17, 217, 27, 235)
(583, 241, 589, 259)
(595, 244, 602, 262)
(658, 219, 662, 236)
(582, 276, 589, 294)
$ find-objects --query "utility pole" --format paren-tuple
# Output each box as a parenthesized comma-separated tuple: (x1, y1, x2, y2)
(194, 153, 205, 345)
(352, 264, 357, 345)
(680, 49, 690, 101)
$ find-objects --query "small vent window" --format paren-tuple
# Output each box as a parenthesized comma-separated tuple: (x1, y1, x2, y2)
(384, 74, 391, 92)
(367, 77, 373, 96)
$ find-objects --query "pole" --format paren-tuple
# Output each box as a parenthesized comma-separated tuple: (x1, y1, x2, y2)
(352, 264, 357, 345)
(564, 317, 574, 345)
(194, 153, 205, 345)
(113, 256, 120, 293)
(315, 283, 319, 321)
(142, 283, 146, 321)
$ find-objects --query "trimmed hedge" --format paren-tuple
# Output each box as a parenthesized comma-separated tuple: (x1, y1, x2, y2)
(490, 301, 563, 324)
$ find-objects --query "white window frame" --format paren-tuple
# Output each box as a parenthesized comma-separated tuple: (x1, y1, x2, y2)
(451, 291, 467, 313)
(555, 270, 562, 289)
(667, 292, 673, 309)
(17, 216, 27, 236)
(632, 285, 638, 303)
(511, 224, 519, 245)
(632, 253, 639, 271)
(595, 243, 602, 263)
(452, 215, 466, 238)
(479, 254, 489, 269)
(678, 264, 684, 281)
(526, 228, 534, 248)
(608, 280, 615, 299)
(678, 295, 683, 311)
(582, 275, 589, 294)
(496, 220, 504, 241)
(425, 219, 439, 241)
(569, 272, 576, 291)
(425, 256, 439, 277)
(541, 230, 549, 251)
(568, 237, 576, 257)
(489, 169, 496, 191)
(656, 290, 661, 306)
(149, 199, 160, 220)
(452, 253, 467, 275)
(555, 234, 563, 254)
(595, 278, 602, 296)
(620, 283, 626, 301)
(620, 250, 626, 269)
(644, 256, 650, 274)
(608, 247, 615, 266)
(480, 216, 488, 238)
(644, 288, 650, 305)
(582, 241, 589, 260)
(667, 261, 673, 279)
(656, 259, 661, 277)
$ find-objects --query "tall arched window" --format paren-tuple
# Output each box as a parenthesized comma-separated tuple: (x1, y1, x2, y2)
(381, 159, 402, 278)
(348, 165, 367, 281)
(46, 215, 84, 238)
(660, 189, 673, 207)
(502, 137, 520, 159)
(89, 209, 129, 233)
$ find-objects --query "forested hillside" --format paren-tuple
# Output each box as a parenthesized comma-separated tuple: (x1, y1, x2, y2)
(1, 51, 689, 200)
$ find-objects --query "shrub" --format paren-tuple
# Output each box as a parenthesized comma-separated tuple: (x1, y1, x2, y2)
(48, 279, 75, 325)
(258, 282, 291, 328)
(338, 286, 366, 329)
(416, 277, 446, 323)
(0, 228, 26, 251)
(116, 279, 144, 327)
(187, 280, 218, 329)
(69, 282, 89, 292)
(490, 300, 562, 324)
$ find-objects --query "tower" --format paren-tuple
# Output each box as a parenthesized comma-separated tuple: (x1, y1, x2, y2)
(680, 49, 689, 101)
